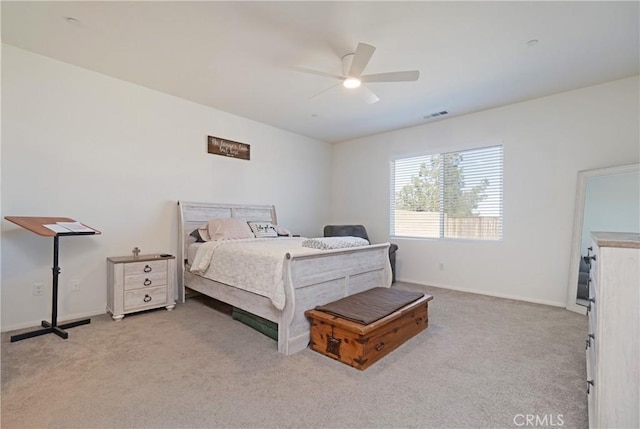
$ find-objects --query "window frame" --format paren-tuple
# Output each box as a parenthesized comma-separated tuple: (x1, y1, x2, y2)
(390, 143, 504, 242)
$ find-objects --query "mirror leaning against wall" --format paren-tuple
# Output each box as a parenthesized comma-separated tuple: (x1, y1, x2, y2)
(566, 163, 640, 313)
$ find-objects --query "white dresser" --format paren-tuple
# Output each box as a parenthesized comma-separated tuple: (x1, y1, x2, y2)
(586, 232, 639, 429)
(107, 254, 176, 320)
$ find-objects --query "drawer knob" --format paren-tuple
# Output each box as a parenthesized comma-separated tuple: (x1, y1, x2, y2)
(143, 265, 152, 273)
(584, 248, 596, 269)
(144, 278, 152, 286)
(143, 294, 152, 303)
(375, 342, 385, 351)
(587, 379, 594, 394)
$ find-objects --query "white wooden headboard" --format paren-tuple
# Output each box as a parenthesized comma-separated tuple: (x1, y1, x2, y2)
(176, 201, 277, 301)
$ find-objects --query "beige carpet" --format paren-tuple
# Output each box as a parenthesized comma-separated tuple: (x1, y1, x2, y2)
(1, 283, 587, 428)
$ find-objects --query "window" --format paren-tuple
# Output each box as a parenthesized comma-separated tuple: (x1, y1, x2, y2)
(390, 145, 503, 240)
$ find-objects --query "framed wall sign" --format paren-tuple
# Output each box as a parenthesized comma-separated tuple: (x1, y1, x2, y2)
(207, 136, 250, 161)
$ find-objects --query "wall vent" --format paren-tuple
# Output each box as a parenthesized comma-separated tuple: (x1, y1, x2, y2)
(424, 110, 449, 119)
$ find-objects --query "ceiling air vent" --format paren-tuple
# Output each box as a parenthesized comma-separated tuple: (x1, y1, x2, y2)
(424, 110, 449, 119)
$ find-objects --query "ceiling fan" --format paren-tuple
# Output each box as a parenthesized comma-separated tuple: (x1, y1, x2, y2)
(293, 42, 419, 104)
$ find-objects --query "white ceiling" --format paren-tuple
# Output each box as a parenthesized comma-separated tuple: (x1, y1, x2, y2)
(2, 1, 639, 143)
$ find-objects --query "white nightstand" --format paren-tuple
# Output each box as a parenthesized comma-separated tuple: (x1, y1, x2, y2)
(106, 254, 176, 321)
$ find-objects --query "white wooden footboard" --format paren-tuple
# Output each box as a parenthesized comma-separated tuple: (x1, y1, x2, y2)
(278, 243, 392, 355)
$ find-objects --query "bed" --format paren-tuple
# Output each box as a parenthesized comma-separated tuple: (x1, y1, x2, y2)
(177, 201, 392, 355)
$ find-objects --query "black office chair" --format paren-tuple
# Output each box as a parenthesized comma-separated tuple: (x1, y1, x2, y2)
(323, 225, 398, 284)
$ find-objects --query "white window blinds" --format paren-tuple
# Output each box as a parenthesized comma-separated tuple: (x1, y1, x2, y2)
(390, 145, 503, 240)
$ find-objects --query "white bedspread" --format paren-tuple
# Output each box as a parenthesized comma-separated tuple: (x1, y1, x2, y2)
(189, 237, 320, 310)
(187, 242, 202, 266)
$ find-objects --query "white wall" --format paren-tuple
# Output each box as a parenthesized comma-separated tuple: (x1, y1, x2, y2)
(330, 76, 640, 306)
(1, 45, 332, 330)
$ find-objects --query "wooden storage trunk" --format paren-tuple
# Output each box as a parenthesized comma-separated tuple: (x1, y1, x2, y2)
(305, 289, 433, 370)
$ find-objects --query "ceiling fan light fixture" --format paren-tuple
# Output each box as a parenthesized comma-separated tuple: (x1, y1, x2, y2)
(343, 77, 361, 89)
(296, 42, 418, 103)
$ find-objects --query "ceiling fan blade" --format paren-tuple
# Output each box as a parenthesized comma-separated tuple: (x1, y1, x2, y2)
(361, 70, 420, 83)
(348, 43, 376, 77)
(359, 85, 380, 104)
(290, 65, 344, 81)
(309, 82, 342, 100)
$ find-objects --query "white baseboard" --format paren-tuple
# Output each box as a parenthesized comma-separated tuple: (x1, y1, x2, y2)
(1, 309, 106, 333)
(398, 277, 567, 308)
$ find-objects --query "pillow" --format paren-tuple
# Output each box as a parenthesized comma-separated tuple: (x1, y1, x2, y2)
(197, 218, 255, 241)
(190, 229, 204, 243)
(247, 221, 278, 238)
(275, 225, 292, 237)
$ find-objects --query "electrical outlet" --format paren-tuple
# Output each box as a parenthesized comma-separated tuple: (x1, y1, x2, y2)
(439, 262, 445, 271)
(33, 283, 45, 296)
(71, 280, 80, 292)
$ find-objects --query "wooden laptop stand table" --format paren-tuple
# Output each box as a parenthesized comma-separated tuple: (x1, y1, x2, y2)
(4, 216, 101, 343)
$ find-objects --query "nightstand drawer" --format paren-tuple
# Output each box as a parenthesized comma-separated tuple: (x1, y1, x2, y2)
(124, 271, 167, 290)
(124, 259, 167, 276)
(124, 286, 167, 311)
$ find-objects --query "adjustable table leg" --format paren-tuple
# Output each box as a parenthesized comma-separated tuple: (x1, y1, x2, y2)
(10, 235, 90, 342)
